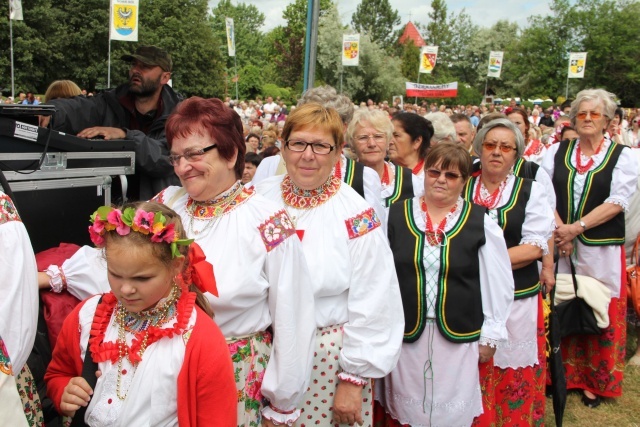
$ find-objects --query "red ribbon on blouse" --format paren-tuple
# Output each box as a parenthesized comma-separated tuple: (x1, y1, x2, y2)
(188, 243, 218, 296)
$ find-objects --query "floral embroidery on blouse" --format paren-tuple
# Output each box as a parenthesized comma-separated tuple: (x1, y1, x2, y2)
(0, 337, 13, 375)
(345, 207, 381, 239)
(281, 174, 341, 209)
(153, 188, 167, 204)
(258, 210, 296, 252)
(0, 194, 21, 226)
(186, 183, 252, 219)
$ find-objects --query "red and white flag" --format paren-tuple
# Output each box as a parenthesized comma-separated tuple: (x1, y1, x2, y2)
(406, 82, 458, 98)
(419, 46, 438, 74)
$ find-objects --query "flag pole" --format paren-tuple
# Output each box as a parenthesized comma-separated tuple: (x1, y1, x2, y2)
(234, 55, 238, 102)
(108, 0, 112, 88)
(9, 7, 15, 100)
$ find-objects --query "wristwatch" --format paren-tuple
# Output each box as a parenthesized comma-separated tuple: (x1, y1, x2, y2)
(579, 220, 587, 231)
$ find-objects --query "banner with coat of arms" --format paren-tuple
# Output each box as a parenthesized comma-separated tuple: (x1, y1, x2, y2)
(487, 51, 504, 78)
(342, 34, 360, 66)
(10, 0, 23, 20)
(568, 52, 587, 78)
(419, 46, 438, 74)
(225, 17, 236, 57)
(110, 0, 139, 42)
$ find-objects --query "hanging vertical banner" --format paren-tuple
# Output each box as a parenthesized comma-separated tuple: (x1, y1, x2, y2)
(342, 34, 360, 66)
(9, 0, 23, 20)
(225, 17, 236, 57)
(419, 46, 438, 74)
(568, 52, 587, 78)
(110, 0, 139, 42)
(487, 51, 504, 78)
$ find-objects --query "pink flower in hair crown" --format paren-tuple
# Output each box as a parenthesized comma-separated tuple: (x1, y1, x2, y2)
(107, 209, 130, 235)
(88, 206, 193, 259)
(132, 210, 155, 234)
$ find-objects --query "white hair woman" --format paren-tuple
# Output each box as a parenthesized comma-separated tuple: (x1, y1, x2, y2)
(467, 118, 555, 425)
(425, 112, 458, 144)
(543, 88, 638, 408)
(347, 108, 424, 219)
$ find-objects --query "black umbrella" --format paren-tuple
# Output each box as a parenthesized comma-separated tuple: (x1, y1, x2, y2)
(547, 285, 567, 427)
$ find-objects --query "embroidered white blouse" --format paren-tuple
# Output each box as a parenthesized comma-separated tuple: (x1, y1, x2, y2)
(0, 192, 38, 374)
(256, 175, 404, 380)
(50, 184, 317, 418)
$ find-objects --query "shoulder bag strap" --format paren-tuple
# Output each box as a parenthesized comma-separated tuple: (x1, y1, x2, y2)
(69, 296, 103, 427)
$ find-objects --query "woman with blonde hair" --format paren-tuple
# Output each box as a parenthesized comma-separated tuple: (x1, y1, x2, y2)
(44, 80, 82, 102)
(347, 108, 422, 219)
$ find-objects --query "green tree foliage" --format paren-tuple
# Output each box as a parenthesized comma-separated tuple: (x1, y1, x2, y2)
(424, 0, 452, 68)
(351, 0, 401, 51)
(317, 2, 404, 102)
(464, 21, 520, 98)
(572, 0, 640, 105)
(272, 0, 332, 90)
(0, 0, 223, 96)
(507, 0, 574, 100)
(209, 0, 267, 73)
(447, 10, 479, 87)
(399, 41, 421, 82)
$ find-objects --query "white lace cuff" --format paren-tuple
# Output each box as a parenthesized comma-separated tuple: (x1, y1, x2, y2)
(604, 197, 628, 212)
(338, 371, 368, 386)
(45, 265, 66, 293)
(478, 336, 501, 348)
(261, 405, 300, 426)
(520, 238, 549, 256)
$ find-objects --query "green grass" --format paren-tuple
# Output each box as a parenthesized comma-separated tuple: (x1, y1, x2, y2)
(544, 324, 640, 426)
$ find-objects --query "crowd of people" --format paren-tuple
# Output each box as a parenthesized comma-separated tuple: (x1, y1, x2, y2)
(2, 45, 640, 427)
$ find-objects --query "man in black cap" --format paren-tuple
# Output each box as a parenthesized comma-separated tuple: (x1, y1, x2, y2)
(42, 45, 181, 200)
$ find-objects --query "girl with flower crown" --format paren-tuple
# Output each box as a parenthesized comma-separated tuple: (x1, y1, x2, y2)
(44, 201, 236, 426)
(40, 97, 316, 427)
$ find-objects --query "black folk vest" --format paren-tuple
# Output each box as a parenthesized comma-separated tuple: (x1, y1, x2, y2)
(464, 176, 540, 300)
(343, 158, 365, 198)
(553, 139, 626, 246)
(384, 164, 415, 207)
(388, 198, 486, 343)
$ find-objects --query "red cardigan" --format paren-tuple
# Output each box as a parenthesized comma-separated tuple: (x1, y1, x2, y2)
(45, 295, 237, 426)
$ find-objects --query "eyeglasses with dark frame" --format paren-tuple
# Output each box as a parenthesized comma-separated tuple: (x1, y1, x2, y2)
(482, 142, 517, 153)
(168, 144, 218, 166)
(426, 169, 462, 181)
(285, 140, 335, 155)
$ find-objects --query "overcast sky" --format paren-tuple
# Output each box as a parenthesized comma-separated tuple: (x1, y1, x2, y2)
(208, 0, 556, 32)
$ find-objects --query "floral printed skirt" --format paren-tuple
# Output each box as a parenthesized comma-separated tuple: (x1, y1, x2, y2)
(472, 359, 495, 427)
(227, 330, 272, 427)
(16, 364, 44, 427)
(297, 324, 373, 427)
(562, 293, 626, 398)
(493, 294, 546, 427)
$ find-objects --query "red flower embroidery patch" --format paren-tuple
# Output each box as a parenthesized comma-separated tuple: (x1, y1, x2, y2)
(0, 194, 21, 226)
(345, 207, 381, 239)
(258, 209, 296, 252)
